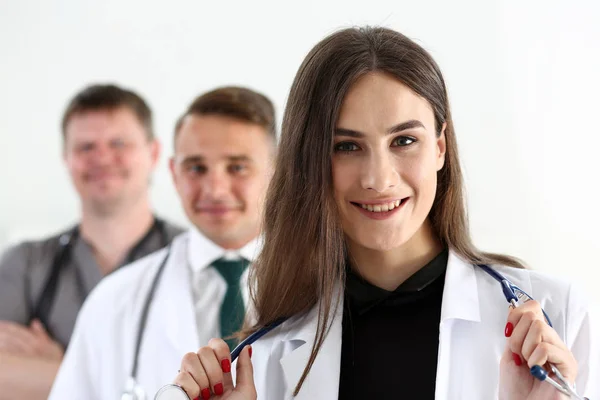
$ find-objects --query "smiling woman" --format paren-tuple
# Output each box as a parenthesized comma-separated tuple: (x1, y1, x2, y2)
(332, 73, 447, 289)
(165, 26, 598, 400)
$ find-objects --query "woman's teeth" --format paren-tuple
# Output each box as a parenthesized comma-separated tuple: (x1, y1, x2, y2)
(360, 200, 401, 212)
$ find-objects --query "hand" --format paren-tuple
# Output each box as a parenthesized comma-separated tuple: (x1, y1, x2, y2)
(174, 338, 256, 400)
(0, 319, 64, 360)
(499, 300, 578, 400)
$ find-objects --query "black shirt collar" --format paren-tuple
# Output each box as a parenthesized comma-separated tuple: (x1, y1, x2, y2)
(345, 249, 449, 315)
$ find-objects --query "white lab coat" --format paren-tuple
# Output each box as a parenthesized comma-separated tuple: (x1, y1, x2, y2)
(49, 229, 260, 400)
(248, 251, 599, 399)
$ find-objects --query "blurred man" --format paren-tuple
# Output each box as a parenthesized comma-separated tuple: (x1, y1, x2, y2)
(0, 84, 183, 399)
(49, 86, 276, 400)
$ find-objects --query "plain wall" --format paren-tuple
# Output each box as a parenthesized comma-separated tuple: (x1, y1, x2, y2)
(1, 0, 599, 306)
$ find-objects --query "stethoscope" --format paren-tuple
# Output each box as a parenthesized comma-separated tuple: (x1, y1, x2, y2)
(151, 264, 587, 400)
(121, 244, 271, 400)
(477, 265, 587, 399)
(30, 218, 169, 343)
(121, 243, 173, 400)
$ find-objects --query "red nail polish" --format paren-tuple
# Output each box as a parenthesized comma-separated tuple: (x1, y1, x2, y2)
(214, 383, 224, 395)
(201, 388, 210, 400)
(249, 345, 253, 359)
(512, 352, 522, 366)
(505, 322, 514, 337)
(221, 358, 231, 373)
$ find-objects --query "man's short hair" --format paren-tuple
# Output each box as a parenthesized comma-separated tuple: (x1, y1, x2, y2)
(62, 84, 154, 140)
(175, 86, 276, 144)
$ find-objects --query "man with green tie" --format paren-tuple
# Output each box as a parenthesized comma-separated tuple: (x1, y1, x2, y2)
(49, 86, 277, 400)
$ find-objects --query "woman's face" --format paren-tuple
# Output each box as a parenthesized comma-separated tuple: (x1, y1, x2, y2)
(332, 72, 446, 252)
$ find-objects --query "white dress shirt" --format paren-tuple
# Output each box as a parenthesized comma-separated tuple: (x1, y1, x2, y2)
(187, 228, 259, 346)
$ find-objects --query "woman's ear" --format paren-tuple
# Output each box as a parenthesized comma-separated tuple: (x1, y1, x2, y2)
(436, 122, 447, 171)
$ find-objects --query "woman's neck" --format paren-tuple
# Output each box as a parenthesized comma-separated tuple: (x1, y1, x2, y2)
(347, 221, 443, 291)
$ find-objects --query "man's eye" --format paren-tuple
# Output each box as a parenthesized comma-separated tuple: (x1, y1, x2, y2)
(111, 139, 126, 148)
(187, 165, 206, 174)
(229, 164, 247, 173)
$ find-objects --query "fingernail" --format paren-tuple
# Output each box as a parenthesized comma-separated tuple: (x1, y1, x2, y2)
(214, 382, 224, 395)
(201, 388, 210, 400)
(249, 345, 253, 359)
(221, 358, 231, 373)
(505, 322, 514, 337)
(512, 352, 522, 366)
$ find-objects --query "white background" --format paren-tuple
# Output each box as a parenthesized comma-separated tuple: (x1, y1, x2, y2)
(0, 0, 599, 306)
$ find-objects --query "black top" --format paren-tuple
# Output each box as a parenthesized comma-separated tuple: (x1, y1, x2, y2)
(338, 249, 449, 399)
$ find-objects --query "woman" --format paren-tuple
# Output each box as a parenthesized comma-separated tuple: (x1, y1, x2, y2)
(167, 26, 597, 399)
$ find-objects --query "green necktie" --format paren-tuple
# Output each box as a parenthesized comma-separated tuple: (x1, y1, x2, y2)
(212, 257, 249, 349)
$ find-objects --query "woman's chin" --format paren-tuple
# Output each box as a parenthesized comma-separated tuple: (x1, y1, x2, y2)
(350, 233, 408, 253)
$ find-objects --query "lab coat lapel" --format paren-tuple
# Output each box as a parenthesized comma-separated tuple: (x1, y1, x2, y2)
(132, 235, 201, 397)
(277, 252, 496, 400)
(435, 251, 483, 400)
(440, 251, 482, 323)
(279, 292, 344, 400)
(154, 236, 200, 355)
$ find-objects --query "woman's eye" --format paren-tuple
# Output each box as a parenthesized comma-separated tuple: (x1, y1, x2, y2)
(334, 142, 359, 152)
(393, 136, 416, 147)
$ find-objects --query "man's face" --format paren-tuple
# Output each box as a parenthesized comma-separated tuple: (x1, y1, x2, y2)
(170, 114, 274, 249)
(63, 107, 159, 215)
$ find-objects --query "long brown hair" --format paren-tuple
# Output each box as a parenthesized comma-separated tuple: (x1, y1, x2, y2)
(247, 26, 524, 395)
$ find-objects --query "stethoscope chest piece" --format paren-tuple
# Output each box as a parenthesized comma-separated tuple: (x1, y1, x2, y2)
(154, 384, 190, 400)
(121, 377, 147, 400)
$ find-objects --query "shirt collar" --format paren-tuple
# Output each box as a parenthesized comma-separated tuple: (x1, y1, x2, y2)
(345, 249, 448, 315)
(187, 228, 262, 275)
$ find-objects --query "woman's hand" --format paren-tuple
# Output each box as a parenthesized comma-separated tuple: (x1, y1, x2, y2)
(174, 338, 256, 400)
(499, 300, 578, 400)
